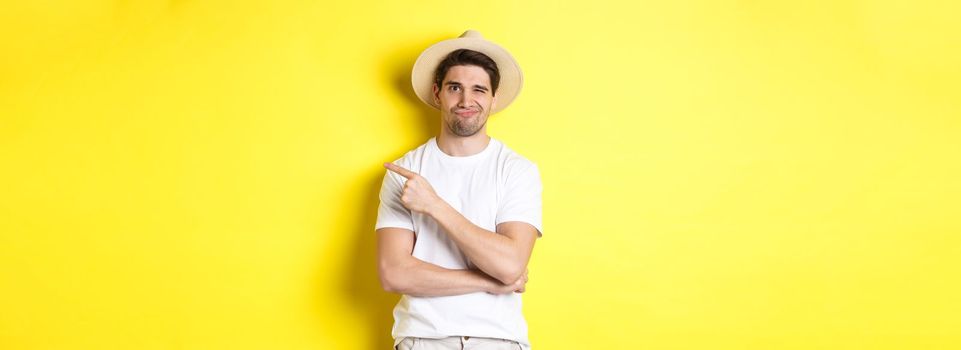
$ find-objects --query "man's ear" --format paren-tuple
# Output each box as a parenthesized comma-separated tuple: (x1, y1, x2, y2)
(491, 93, 498, 111)
(432, 83, 440, 104)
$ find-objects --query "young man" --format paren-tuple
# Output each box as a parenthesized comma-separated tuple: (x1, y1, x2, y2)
(376, 30, 543, 350)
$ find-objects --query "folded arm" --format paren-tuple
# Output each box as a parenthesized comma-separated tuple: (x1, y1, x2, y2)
(381, 162, 539, 286)
(430, 206, 538, 285)
(376, 227, 526, 297)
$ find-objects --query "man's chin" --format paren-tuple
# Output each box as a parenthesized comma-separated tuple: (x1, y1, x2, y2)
(451, 128, 479, 137)
(448, 122, 484, 137)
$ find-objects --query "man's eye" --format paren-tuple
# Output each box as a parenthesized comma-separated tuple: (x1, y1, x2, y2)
(449, 86, 460, 91)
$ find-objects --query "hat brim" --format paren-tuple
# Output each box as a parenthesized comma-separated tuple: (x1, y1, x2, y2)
(411, 36, 522, 115)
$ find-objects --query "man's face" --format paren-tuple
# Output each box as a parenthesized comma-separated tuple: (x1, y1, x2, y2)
(432, 65, 497, 137)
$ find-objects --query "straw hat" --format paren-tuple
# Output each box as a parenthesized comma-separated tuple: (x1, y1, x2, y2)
(411, 30, 523, 114)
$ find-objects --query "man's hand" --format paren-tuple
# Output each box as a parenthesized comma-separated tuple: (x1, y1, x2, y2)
(384, 162, 445, 215)
(487, 268, 528, 295)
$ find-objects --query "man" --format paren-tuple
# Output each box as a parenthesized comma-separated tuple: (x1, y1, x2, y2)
(375, 30, 543, 350)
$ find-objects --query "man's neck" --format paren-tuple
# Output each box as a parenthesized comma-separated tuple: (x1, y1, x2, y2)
(436, 131, 491, 157)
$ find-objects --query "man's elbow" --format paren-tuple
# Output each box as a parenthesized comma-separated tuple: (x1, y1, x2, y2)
(379, 271, 400, 293)
(492, 264, 526, 285)
(378, 263, 410, 294)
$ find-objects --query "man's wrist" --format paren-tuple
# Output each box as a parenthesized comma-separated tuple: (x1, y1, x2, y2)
(426, 196, 450, 218)
(469, 268, 500, 294)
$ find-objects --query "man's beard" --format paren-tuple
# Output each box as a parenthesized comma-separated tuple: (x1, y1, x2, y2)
(446, 113, 487, 137)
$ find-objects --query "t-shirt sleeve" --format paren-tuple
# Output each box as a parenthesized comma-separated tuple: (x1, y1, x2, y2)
(375, 169, 414, 231)
(496, 163, 543, 237)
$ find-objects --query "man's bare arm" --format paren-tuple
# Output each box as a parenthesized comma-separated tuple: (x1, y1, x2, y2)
(430, 208, 538, 285)
(382, 162, 539, 285)
(377, 227, 526, 297)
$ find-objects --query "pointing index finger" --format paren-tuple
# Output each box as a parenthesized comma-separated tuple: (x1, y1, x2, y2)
(383, 162, 418, 179)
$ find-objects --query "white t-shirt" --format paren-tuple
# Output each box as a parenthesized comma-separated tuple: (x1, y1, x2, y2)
(376, 137, 543, 350)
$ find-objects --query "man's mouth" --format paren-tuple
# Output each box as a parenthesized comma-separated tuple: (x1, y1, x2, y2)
(455, 109, 479, 117)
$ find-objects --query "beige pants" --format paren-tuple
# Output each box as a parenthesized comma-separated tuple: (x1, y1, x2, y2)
(395, 336, 523, 350)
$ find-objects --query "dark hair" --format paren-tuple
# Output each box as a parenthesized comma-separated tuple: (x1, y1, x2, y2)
(433, 49, 500, 95)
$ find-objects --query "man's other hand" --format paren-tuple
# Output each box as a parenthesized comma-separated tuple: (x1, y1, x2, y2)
(487, 268, 528, 295)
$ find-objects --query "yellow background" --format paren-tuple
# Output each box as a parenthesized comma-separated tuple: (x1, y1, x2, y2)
(2, 1, 960, 349)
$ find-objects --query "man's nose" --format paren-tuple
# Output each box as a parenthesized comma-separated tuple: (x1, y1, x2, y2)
(457, 91, 471, 107)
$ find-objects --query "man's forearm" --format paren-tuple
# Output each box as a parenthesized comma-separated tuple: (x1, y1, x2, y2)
(428, 202, 525, 284)
(382, 255, 499, 297)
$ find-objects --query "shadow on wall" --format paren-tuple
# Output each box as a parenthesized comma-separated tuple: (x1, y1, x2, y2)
(387, 34, 445, 139)
(339, 173, 400, 350)
(314, 33, 448, 350)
